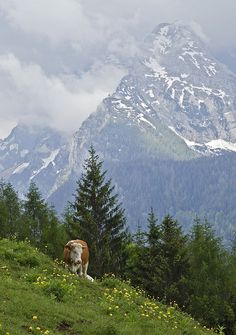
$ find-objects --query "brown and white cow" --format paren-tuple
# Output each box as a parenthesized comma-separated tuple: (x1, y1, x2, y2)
(63, 239, 89, 277)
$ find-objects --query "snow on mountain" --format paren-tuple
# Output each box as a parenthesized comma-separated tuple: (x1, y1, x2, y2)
(0, 124, 73, 199)
(168, 126, 236, 154)
(206, 139, 236, 152)
(12, 162, 30, 175)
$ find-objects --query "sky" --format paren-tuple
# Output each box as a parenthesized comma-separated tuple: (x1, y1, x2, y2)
(0, 0, 235, 139)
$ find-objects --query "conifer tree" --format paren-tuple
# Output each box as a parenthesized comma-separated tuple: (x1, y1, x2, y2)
(63, 203, 77, 240)
(23, 182, 48, 244)
(124, 222, 147, 287)
(143, 208, 164, 297)
(187, 219, 234, 329)
(159, 214, 189, 305)
(23, 182, 64, 257)
(147, 208, 160, 251)
(0, 181, 22, 238)
(67, 146, 128, 277)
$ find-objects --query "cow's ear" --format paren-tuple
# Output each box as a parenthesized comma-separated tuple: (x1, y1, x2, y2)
(82, 245, 87, 249)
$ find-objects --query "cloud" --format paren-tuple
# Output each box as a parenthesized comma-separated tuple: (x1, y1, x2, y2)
(0, 0, 94, 45)
(188, 21, 209, 43)
(0, 0, 235, 138)
(0, 54, 126, 137)
(1, 0, 236, 49)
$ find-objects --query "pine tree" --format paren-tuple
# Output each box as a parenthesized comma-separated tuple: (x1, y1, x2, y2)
(187, 219, 234, 329)
(43, 207, 66, 259)
(159, 214, 189, 305)
(0, 181, 22, 238)
(143, 208, 164, 297)
(147, 208, 160, 251)
(23, 182, 48, 244)
(63, 203, 76, 239)
(124, 222, 147, 287)
(67, 146, 128, 277)
(23, 182, 64, 258)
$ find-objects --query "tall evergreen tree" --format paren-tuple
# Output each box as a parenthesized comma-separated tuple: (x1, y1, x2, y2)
(147, 208, 159, 248)
(23, 182, 48, 244)
(124, 222, 147, 287)
(67, 146, 128, 277)
(144, 208, 165, 297)
(23, 182, 64, 258)
(159, 214, 189, 306)
(0, 181, 22, 238)
(187, 219, 234, 330)
(125, 211, 189, 304)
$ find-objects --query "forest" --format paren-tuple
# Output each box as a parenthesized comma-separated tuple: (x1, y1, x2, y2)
(106, 152, 236, 242)
(0, 147, 236, 334)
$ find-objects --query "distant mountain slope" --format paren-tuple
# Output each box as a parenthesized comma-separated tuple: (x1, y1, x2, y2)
(104, 153, 236, 241)
(0, 124, 72, 198)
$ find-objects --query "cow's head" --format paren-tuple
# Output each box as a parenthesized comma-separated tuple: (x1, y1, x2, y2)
(65, 242, 86, 265)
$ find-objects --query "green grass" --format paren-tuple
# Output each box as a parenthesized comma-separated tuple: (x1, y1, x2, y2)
(0, 239, 218, 335)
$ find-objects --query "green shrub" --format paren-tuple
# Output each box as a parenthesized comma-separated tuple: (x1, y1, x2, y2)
(43, 281, 67, 302)
(4, 250, 40, 267)
(100, 274, 126, 289)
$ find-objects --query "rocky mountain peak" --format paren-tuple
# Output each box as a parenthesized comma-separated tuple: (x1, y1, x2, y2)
(142, 22, 223, 82)
(115, 22, 236, 145)
(148, 21, 202, 54)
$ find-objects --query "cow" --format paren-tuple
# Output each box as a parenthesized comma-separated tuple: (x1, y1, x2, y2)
(63, 239, 89, 278)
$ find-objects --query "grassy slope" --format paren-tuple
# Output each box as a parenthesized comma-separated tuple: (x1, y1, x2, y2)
(0, 239, 216, 335)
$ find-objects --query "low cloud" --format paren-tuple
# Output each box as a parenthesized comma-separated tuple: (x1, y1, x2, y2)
(0, 54, 126, 138)
(0, 0, 94, 45)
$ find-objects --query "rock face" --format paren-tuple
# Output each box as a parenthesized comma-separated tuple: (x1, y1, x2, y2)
(141, 23, 236, 143)
(1, 22, 236, 239)
(0, 124, 75, 199)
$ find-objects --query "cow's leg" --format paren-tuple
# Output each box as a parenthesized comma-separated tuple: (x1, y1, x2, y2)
(70, 263, 78, 274)
(83, 262, 88, 278)
(77, 264, 83, 277)
(69, 264, 74, 274)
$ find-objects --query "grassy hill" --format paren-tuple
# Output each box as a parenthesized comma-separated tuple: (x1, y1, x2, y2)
(0, 239, 219, 335)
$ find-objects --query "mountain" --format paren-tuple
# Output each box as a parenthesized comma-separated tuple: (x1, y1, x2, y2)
(0, 124, 73, 199)
(71, 22, 236, 161)
(1, 22, 236, 241)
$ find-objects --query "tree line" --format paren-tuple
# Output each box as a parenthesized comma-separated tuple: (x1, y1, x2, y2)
(0, 146, 236, 334)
